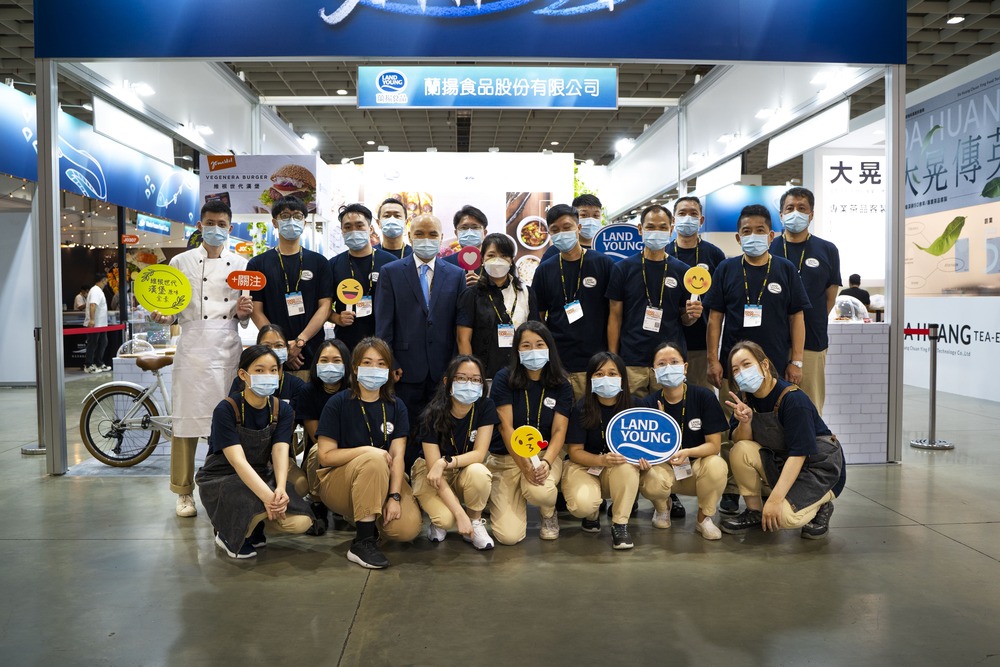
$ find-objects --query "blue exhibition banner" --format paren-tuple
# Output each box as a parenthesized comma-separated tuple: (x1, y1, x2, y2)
(905, 71, 1000, 217)
(358, 66, 616, 110)
(605, 408, 681, 465)
(0, 84, 199, 225)
(592, 224, 642, 262)
(34, 1, 906, 65)
(136, 213, 172, 236)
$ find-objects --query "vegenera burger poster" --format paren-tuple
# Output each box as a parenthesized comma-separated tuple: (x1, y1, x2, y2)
(198, 154, 328, 217)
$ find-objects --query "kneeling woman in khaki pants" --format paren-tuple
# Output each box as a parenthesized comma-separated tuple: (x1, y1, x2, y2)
(315, 337, 422, 569)
(412, 355, 499, 551)
(720, 341, 845, 540)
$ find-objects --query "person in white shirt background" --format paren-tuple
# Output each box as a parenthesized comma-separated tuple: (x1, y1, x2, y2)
(84, 274, 111, 373)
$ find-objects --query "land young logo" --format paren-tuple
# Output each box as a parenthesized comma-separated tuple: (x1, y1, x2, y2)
(320, 1, 627, 26)
(375, 70, 409, 104)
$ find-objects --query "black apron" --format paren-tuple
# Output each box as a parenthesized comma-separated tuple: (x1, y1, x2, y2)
(196, 397, 311, 552)
(749, 386, 845, 512)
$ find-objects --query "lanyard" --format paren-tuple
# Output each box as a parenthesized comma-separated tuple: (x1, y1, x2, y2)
(523, 387, 546, 429)
(642, 254, 668, 309)
(782, 234, 811, 273)
(349, 253, 376, 293)
(360, 399, 388, 448)
(240, 396, 274, 425)
(660, 384, 687, 443)
(277, 249, 303, 294)
(487, 283, 518, 325)
(559, 249, 586, 303)
(450, 404, 476, 455)
(742, 255, 772, 305)
(672, 240, 699, 267)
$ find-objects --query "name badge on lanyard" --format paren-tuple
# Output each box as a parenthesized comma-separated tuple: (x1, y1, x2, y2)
(355, 295, 373, 318)
(643, 306, 663, 332)
(497, 323, 514, 348)
(564, 300, 584, 324)
(286, 291, 305, 316)
(743, 304, 762, 328)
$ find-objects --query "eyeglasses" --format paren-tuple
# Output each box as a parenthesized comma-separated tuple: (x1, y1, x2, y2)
(278, 213, 306, 222)
(454, 375, 483, 385)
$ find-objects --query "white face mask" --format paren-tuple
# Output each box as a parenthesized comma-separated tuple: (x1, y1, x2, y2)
(484, 257, 511, 279)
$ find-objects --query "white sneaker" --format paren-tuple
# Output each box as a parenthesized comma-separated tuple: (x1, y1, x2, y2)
(98, 364, 112, 372)
(428, 524, 447, 543)
(696, 516, 723, 540)
(652, 509, 671, 529)
(175, 494, 197, 517)
(464, 518, 495, 550)
(84, 365, 98, 374)
(539, 513, 560, 540)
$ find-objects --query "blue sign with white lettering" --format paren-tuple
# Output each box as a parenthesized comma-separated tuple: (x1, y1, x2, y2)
(34, 1, 906, 65)
(358, 66, 616, 110)
(137, 213, 172, 236)
(592, 224, 642, 262)
(606, 407, 681, 465)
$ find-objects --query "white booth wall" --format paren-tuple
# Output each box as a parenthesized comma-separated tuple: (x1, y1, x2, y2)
(0, 207, 37, 384)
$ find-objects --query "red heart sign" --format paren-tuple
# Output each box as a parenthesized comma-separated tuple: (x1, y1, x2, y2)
(538, 440, 549, 450)
(457, 245, 482, 271)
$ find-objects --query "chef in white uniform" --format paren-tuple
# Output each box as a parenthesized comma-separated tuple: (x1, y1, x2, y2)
(151, 200, 252, 517)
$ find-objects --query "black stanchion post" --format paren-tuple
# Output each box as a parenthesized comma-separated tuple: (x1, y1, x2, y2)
(910, 323, 955, 450)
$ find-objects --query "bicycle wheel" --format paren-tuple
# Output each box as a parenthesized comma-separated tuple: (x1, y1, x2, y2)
(79, 385, 161, 467)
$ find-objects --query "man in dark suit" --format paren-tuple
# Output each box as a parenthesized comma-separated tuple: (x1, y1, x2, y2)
(375, 214, 466, 436)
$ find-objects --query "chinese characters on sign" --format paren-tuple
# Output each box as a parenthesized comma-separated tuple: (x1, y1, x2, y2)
(820, 155, 887, 283)
(133, 265, 193, 316)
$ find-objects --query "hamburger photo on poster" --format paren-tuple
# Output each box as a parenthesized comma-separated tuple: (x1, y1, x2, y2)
(260, 163, 317, 213)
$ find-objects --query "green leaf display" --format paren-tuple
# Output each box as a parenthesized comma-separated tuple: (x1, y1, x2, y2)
(914, 216, 965, 256)
(982, 177, 1000, 199)
(921, 125, 942, 152)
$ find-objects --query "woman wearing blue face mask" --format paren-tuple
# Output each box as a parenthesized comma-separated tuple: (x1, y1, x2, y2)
(720, 341, 845, 540)
(196, 345, 313, 560)
(315, 337, 422, 569)
(636, 342, 729, 540)
(487, 321, 574, 544)
(412, 355, 499, 550)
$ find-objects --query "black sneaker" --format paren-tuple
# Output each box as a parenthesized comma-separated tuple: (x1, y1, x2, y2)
(215, 534, 257, 559)
(611, 523, 634, 550)
(347, 536, 389, 569)
(719, 493, 741, 515)
(581, 516, 601, 533)
(249, 522, 267, 548)
(720, 508, 763, 535)
(306, 501, 328, 536)
(800, 502, 835, 540)
(669, 494, 686, 519)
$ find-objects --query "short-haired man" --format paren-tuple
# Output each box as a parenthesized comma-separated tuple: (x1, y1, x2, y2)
(84, 273, 111, 373)
(542, 193, 605, 261)
(442, 204, 488, 287)
(840, 274, 870, 307)
(374, 197, 412, 260)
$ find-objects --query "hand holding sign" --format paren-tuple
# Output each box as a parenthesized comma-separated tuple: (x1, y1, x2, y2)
(337, 278, 364, 305)
(605, 407, 681, 465)
(683, 266, 712, 302)
(228, 270, 266, 316)
(457, 245, 482, 271)
(510, 425, 548, 469)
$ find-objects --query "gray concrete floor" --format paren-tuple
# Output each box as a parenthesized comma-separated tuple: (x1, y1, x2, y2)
(1, 375, 998, 666)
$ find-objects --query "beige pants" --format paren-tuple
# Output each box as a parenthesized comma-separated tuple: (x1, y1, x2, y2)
(637, 463, 677, 513)
(562, 461, 639, 524)
(170, 436, 199, 495)
(669, 455, 729, 517)
(626, 366, 656, 398)
(287, 458, 309, 499)
(305, 446, 323, 497)
(486, 454, 564, 545)
(730, 440, 835, 529)
(686, 350, 711, 391)
(799, 349, 827, 416)
(568, 372, 588, 402)
(316, 449, 422, 542)
(246, 511, 312, 537)
(412, 458, 493, 529)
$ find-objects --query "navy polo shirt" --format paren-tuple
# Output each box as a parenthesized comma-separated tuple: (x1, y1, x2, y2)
(565, 400, 621, 456)
(329, 248, 398, 351)
(295, 382, 344, 421)
(666, 240, 727, 353)
(247, 247, 333, 368)
(315, 391, 410, 451)
(606, 253, 692, 367)
(638, 384, 729, 450)
(489, 367, 574, 455)
(731, 379, 831, 456)
(533, 250, 615, 373)
(208, 393, 294, 456)
(703, 254, 811, 377)
(420, 396, 501, 457)
(374, 244, 412, 260)
(770, 234, 842, 351)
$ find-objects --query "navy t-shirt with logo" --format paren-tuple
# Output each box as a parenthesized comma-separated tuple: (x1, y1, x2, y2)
(315, 391, 410, 451)
(637, 384, 729, 450)
(374, 244, 412, 260)
(208, 393, 294, 456)
(329, 248, 398, 351)
(770, 234, 842, 352)
(666, 240, 727, 353)
(565, 400, 622, 456)
(295, 383, 344, 421)
(420, 396, 502, 457)
(489, 367, 574, 455)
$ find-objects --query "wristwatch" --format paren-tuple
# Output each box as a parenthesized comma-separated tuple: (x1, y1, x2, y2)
(295, 337, 306, 347)
(386, 492, 401, 502)
(790, 360, 803, 368)
(444, 455, 454, 467)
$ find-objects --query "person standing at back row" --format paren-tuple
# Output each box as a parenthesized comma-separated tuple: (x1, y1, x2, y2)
(541, 193, 605, 262)
(248, 196, 333, 381)
(84, 273, 111, 374)
(442, 204, 489, 288)
(374, 198, 412, 260)
(770, 187, 841, 416)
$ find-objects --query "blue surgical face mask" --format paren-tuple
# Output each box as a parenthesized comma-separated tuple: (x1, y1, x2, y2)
(519, 349, 549, 372)
(380, 219, 404, 239)
(579, 218, 602, 240)
(316, 363, 345, 385)
(655, 364, 685, 388)
(201, 225, 229, 248)
(734, 365, 765, 393)
(643, 230, 671, 251)
(248, 374, 280, 397)
(551, 230, 579, 253)
(781, 210, 810, 234)
(740, 233, 770, 258)
(673, 216, 701, 238)
(451, 381, 483, 405)
(356, 366, 389, 391)
(272, 347, 288, 365)
(343, 230, 369, 252)
(591, 376, 622, 399)
(412, 238, 441, 261)
(457, 229, 483, 248)
(278, 217, 305, 241)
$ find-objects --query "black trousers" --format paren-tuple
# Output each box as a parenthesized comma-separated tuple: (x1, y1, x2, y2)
(85, 332, 108, 366)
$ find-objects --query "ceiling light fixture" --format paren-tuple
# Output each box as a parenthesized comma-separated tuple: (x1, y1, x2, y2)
(299, 133, 319, 150)
(336, 89, 348, 95)
(615, 138, 635, 156)
(366, 140, 376, 145)
(946, 15, 965, 25)
(550, 141, 560, 146)
(487, 147, 499, 153)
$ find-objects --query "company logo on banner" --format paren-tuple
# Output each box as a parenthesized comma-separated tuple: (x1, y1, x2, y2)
(592, 224, 642, 262)
(137, 213, 172, 236)
(359, 66, 617, 110)
(199, 155, 329, 217)
(820, 155, 887, 286)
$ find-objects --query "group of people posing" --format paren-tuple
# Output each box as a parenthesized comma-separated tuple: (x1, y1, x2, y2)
(155, 188, 847, 569)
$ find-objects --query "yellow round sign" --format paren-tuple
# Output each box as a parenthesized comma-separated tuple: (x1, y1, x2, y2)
(134, 264, 192, 316)
(510, 425, 546, 459)
(337, 278, 364, 305)
(684, 266, 712, 296)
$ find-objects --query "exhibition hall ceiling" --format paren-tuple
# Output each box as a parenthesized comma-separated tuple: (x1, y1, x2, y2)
(0, 0, 999, 181)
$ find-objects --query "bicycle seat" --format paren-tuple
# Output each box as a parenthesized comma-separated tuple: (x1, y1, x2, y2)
(136, 355, 174, 372)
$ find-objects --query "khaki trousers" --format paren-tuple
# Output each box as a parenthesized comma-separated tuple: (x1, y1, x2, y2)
(626, 366, 656, 398)
(246, 511, 312, 537)
(411, 459, 493, 529)
(287, 458, 309, 499)
(668, 455, 729, 518)
(316, 449, 422, 542)
(305, 446, 323, 497)
(730, 440, 835, 529)
(799, 349, 827, 416)
(637, 463, 675, 513)
(686, 350, 711, 391)
(567, 372, 588, 402)
(486, 454, 564, 545)
(170, 436, 199, 495)
(561, 461, 639, 524)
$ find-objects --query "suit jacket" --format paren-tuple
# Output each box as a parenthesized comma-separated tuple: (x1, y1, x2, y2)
(375, 255, 465, 384)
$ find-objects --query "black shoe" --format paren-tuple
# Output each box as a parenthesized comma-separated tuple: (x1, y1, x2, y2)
(720, 508, 763, 534)
(719, 493, 741, 515)
(669, 494, 686, 519)
(611, 523, 634, 550)
(249, 522, 267, 548)
(801, 502, 835, 540)
(581, 516, 601, 533)
(347, 536, 389, 569)
(306, 501, 329, 536)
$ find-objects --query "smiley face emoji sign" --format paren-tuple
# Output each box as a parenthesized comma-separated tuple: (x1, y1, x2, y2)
(337, 278, 364, 305)
(510, 425, 548, 459)
(684, 266, 712, 296)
